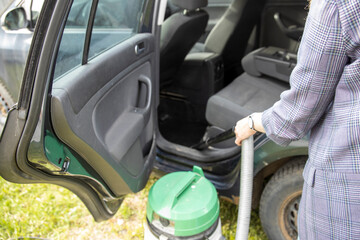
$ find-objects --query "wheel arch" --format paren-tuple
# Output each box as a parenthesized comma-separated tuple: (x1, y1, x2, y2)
(251, 155, 308, 209)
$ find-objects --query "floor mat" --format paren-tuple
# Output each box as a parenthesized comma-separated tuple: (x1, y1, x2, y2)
(159, 115, 207, 147)
(158, 95, 208, 147)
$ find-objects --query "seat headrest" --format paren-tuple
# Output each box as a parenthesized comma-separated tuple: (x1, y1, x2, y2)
(171, 0, 208, 10)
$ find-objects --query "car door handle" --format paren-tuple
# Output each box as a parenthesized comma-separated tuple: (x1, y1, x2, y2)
(134, 75, 152, 122)
(135, 42, 146, 55)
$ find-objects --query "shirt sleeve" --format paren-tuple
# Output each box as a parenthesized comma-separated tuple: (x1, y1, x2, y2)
(262, 0, 350, 146)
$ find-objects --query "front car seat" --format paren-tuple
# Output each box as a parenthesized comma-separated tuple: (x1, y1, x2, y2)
(160, 0, 209, 87)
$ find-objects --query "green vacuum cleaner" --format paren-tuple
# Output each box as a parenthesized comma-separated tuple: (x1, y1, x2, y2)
(145, 128, 254, 240)
(145, 166, 223, 239)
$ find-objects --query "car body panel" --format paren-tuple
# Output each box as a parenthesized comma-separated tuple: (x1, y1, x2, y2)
(0, 9, 32, 101)
(0, 0, 13, 15)
(253, 135, 308, 175)
(0, 0, 44, 101)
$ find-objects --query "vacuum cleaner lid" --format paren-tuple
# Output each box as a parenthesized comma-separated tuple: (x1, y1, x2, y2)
(146, 166, 219, 237)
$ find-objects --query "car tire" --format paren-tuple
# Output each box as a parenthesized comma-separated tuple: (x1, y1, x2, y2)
(259, 158, 306, 240)
(0, 82, 15, 131)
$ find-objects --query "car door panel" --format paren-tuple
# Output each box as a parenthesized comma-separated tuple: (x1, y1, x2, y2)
(51, 34, 156, 195)
(53, 34, 154, 113)
(260, 0, 307, 51)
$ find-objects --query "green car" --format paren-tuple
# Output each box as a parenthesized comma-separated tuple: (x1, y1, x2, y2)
(0, 0, 308, 239)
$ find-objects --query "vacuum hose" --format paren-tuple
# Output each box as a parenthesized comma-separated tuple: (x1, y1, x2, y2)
(236, 136, 254, 240)
(192, 127, 255, 239)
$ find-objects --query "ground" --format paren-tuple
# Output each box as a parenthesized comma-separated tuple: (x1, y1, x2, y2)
(0, 175, 268, 240)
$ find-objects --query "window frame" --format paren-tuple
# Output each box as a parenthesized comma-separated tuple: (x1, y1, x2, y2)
(52, 0, 154, 79)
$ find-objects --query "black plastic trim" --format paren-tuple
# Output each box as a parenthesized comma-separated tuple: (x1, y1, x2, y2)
(82, 0, 99, 65)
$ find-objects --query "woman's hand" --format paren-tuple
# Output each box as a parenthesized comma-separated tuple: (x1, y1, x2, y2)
(234, 112, 265, 146)
(234, 117, 256, 146)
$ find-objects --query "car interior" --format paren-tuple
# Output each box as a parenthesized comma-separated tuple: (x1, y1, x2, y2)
(157, 0, 307, 161)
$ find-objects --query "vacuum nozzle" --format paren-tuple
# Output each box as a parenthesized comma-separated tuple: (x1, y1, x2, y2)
(192, 126, 235, 150)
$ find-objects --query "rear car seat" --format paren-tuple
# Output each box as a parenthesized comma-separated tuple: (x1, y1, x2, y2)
(191, 0, 267, 84)
(205, 47, 296, 130)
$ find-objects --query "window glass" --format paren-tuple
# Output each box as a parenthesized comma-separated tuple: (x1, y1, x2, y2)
(88, 0, 145, 60)
(53, 0, 149, 80)
(53, 0, 90, 79)
(30, 0, 45, 27)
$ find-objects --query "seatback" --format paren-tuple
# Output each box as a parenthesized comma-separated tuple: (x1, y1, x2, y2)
(160, 0, 209, 86)
(203, 0, 267, 83)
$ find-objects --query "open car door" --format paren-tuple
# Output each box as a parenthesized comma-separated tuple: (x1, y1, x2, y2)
(0, 0, 165, 221)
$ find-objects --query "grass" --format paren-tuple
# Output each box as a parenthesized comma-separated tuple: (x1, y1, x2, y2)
(0, 176, 268, 240)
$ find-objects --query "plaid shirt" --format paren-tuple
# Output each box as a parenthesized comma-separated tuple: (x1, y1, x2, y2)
(262, 0, 360, 239)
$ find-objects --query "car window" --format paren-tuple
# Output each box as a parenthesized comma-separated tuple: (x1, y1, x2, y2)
(88, 0, 144, 60)
(53, 0, 148, 80)
(53, 0, 89, 79)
